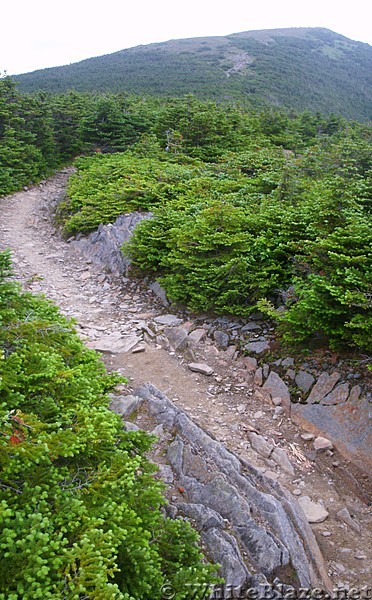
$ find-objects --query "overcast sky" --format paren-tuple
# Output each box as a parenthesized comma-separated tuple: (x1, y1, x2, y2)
(2, 0, 371, 75)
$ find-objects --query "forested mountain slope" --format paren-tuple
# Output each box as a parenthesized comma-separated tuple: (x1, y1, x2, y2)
(15, 28, 372, 121)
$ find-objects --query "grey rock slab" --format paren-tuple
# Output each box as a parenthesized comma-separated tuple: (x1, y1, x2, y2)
(298, 496, 329, 523)
(157, 464, 174, 484)
(271, 447, 295, 475)
(263, 371, 291, 409)
(241, 322, 261, 331)
(336, 508, 361, 535)
(136, 383, 332, 589)
(149, 280, 169, 306)
(248, 432, 274, 458)
(282, 357, 295, 367)
(154, 314, 183, 327)
(176, 502, 225, 530)
(188, 362, 214, 376)
(71, 212, 149, 276)
(245, 340, 270, 354)
(348, 385, 361, 402)
(88, 333, 141, 353)
(291, 395, 372, 475)
(110, 394, 142, 418)
(202, 528, 252, 588)
(295, 371, 315, 394)
(164, 326, 188, 351)
(307, 372, 341, 404)
(321, 383, 350, 405)
(187, 328, 207, 345)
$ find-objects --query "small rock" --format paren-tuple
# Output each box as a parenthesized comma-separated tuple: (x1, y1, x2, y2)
(292, 489, 302, 496)
(254, 367, 263, 386)
(124, 421, 140, 431)
(188, 363, 214, 376)
(313, 436, 333, 452)
(242, 356, 257, 372)
(272, 397, 283, 406)
(132, 345, 146, 353)
(213, 330, 230, 349)
(262, 364, 270, 378)
(301, 432, 314, 442)
(164, 326, 188, 351)
(353, 552, 367, 560)
(149, 281, 169, 306)
(348, 385, 361, 402)
(154, 314, 183, 327)
(253, 410, 264, 419)
(241, 322, 261, 332)
(298, 496, 329, 523)
(321, 531, 332, 537)
(282, 357, 295, 367)
(274, 406, 285, 416)
(286, 369, 296, 380)
(151, 424, 164, 437)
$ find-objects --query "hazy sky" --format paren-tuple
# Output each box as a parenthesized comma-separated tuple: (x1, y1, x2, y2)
(2, 0, 371, 75)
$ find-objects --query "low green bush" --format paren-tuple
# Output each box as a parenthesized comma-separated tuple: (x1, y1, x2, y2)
(0, 251, 219, 599)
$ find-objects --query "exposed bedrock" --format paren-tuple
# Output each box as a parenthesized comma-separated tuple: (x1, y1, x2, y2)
(135, 383, 332, 592)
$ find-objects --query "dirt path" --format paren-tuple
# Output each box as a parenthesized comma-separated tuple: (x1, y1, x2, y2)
(0, 171, 370, 592)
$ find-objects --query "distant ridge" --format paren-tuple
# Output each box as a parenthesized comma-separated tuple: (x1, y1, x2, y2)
(15, 28, 372, 121)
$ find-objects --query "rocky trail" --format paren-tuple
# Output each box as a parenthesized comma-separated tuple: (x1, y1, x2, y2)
(0, 170, 370, 596)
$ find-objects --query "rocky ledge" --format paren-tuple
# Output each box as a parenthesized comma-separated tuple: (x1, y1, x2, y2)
(111, 384, 333, 594)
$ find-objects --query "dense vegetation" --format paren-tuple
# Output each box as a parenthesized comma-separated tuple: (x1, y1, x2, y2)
(59, 104, 372, 352)
(0, 250, 219, 598)
(1, 74, 371, 351)
(15, 28, 372, 122)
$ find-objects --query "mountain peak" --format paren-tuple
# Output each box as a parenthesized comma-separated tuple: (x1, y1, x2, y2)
(15, 28, 372, 121)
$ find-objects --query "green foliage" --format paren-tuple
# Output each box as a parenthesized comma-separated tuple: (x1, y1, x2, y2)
(124, 124, 371, 351)
(0, 251, 219, 598)
(282, 217, 372, 350)
(14, 28, 372, 122)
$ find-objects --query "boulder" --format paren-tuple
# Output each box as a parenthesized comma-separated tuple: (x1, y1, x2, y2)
(72, 212, 150, 275)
